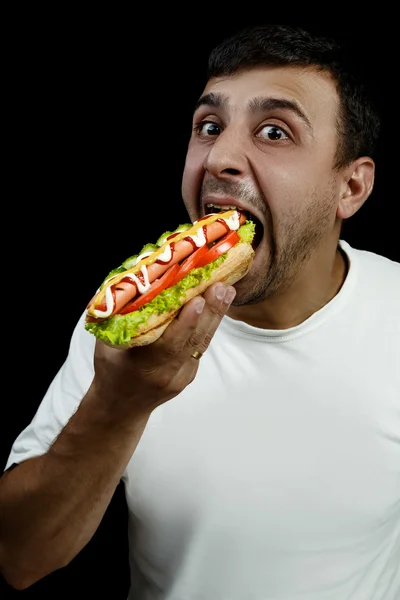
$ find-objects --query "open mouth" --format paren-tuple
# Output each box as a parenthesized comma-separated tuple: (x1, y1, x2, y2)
(205, 203, 264, 249)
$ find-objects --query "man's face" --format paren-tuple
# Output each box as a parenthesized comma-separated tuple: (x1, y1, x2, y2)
(181, 66, 345, 304)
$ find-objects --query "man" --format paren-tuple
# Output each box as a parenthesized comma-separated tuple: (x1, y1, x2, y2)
(1, 23, 399, 600)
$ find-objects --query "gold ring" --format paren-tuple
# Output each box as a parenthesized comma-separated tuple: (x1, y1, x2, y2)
(191, 350, 203, 360)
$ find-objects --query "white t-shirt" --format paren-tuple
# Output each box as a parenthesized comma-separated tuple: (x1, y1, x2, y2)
(5, 240, 400, 600)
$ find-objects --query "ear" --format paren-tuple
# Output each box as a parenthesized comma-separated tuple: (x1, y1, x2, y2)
(336, 157, 375, 220)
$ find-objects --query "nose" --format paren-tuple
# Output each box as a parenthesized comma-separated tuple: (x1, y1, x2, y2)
(204, 128, 247, 180)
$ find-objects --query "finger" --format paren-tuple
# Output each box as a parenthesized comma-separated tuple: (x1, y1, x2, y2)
(153, 294, 206, 359)
(185, 282, 236, 356)
(158, 282, 236, 391)
(158, 282, 235, 360)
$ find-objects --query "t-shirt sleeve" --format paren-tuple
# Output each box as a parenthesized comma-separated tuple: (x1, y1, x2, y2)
(4, 311, 96, 471)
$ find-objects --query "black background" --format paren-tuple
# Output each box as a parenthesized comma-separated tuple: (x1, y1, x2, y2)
(1, 16, 396, 599)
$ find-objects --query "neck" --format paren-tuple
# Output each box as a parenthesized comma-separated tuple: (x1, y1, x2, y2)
(227, 243, 349, 331)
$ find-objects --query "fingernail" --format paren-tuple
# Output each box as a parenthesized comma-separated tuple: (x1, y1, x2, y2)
(195, 297, 205, 314)
(215, 283, 225, 300)
(224, 287, 236, 304)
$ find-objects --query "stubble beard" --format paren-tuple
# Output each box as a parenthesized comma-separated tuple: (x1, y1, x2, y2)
(233, 184, 338, 306)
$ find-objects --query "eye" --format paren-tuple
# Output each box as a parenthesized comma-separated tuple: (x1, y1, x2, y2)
(257, 124, 289, 141)
(194, 121, 221, 138)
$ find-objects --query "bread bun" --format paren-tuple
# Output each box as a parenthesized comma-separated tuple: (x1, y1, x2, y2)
(107, 241, 255, 349)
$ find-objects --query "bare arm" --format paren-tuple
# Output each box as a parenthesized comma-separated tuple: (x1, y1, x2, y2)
(0, 282, 235, 590)
(0, 390, 150, 590)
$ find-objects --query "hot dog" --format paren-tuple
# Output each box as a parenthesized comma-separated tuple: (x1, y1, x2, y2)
(85, 209, 256, 348)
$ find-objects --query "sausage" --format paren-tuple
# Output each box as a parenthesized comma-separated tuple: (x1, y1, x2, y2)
(87, 211, 247, 320)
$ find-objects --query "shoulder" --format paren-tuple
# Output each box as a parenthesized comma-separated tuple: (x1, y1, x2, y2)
(341, 239, 400, 277)
(340, 239, 400, 302)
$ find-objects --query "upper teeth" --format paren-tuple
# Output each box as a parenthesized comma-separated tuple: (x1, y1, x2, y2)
(206, 204, 238, 211)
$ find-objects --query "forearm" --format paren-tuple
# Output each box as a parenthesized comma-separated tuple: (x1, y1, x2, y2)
(0, 383, 150, 590)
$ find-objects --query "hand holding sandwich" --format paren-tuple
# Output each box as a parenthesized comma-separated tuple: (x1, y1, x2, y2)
(91, 280, 237, 422)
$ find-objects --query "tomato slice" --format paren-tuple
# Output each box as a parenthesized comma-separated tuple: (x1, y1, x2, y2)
(194, 230, 240, 268)
(118, 263, 180, 315)
(169, 244, 209, 286)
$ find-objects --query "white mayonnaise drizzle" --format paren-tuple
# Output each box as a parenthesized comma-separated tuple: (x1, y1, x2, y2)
(92, 285, 116, 318)
(188, 226, 207, 248)
(221, 211, 241, 232)
(154, 244, 173, 263)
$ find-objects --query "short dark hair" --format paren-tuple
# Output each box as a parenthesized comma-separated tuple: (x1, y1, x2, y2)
(207, 24, 381, 169)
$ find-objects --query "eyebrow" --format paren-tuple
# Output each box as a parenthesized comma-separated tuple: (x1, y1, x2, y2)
(195, 92, 312, 132)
